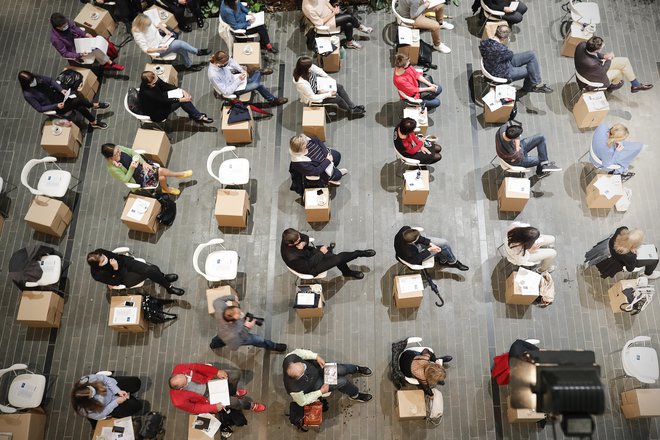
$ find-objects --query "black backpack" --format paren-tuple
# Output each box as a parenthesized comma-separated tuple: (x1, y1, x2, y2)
(156, 194, 176, 226)
(56, 69, 83, 91)
(141, 296, 177, 324)
(417, 40, 437, 70)
(138, 411, 165, 439)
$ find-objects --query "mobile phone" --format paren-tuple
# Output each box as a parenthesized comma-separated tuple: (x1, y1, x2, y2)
(124, 301, 134, 307)
(316, 189, 323, 195)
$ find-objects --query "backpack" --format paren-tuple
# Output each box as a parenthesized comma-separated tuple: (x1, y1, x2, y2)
(127, 87, 144, 115)
(417, 40, 437, 70)
(156, 193, 176, 226)
(56, 69, 83, 91)
(141, 295, 177, 323)
(139, 411, 165, 439)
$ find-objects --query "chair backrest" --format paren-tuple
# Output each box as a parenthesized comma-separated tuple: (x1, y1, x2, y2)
(392, 0, 415, 26)
(206, 147, 238, 183)
(217, 14, 235, 55)
(124, 89, 151, 122)
(481, 59, 508, 84)
(588, 143, 604, 166)
(20, 158, 56, 195)
(193, 239, 226, 279)
(394, 146, 421, 165)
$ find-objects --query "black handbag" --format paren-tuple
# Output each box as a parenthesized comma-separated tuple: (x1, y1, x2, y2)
(56, 70, 83, 91)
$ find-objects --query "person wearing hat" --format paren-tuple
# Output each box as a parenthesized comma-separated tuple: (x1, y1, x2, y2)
(71, 373, 143, 421)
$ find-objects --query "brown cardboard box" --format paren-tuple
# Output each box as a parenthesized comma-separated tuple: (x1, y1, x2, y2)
(0, 408, 47, 440)
(132, 128, 171, 166)
(316, 37, 340, 72)
(507, 396, 545, 423)
(206, 285, 238, 314)
(302, 107, 326, 141)
(41, 121, 82, 158)
(561, 22, 593, 57)
(221, 107, 253, 144)
(188, 414, 222, 439)
(295, 287, 325, 319)
(397, 27, 420, 65)
(608, 279, 637, 313)
(397, 389, 426, 420)
(505, 270, 542, 305)
(393, 274, 424, 308)
(63, 66, 100, 102)
(24, 196, 73, 237)
(108, 295, 147, 332)
(75, 3, 117, 37)
(304, 188, 330, 222)
(145, 63, 179, 86)
(403, 106, 428, 135)
(482, 20, 508, 40)
(233, 42, 261, 70)
(120, 194, 161, 234)
(0, 216, 4, 235)
(145, 5, 179, 31)
(215, 189, 250, 228)
(585, 174, 623, 209)
(92, 417, 136, 438)
(17, 291, 64, 328)
(402, 170, 430, 206)
(498, 177, 530, 212)
(484, 99, 515, 124)
(573, 91, 609, 129)
(621, 389, 660, 419)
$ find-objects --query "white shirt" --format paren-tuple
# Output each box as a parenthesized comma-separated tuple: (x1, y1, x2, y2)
(133, 24, 168, 55)
(293, 64, 333, 105)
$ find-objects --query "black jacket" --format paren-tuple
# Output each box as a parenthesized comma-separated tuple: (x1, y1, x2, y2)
(138, 78, 179, 122)
(282, 353, 323, 395)
(280, 233, 326, 276)
(574, 41, 611, 88)
(89, 248, 137, 286)
(485, 0, 512, 11)
(394, 226, 432, 265)
(596, 226, 639, 277)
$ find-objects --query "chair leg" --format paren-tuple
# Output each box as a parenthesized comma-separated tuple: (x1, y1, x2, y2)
(421, 268, 443, 307)
(69, 173, 83, 192)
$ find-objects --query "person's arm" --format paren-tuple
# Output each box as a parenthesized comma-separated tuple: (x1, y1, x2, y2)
(40, 75, 64, 94)
(23, 91, 59, 113)
(142, 83, 177, 106)
(419, 380, 434, 396)
(289, 348, 319, 360)
(290, 389, 323, 406)
(209, 65, 242, 95)
(591, 124, 617, 169)
(187, 363, 220, 383)
(51, 35, 81, 60)
(294, 78, 332, 103)
(132, 30, 155, 54)
(101, 375, 121, 396)
(310, 64, 329, 79)
(107, 146, 142, 183)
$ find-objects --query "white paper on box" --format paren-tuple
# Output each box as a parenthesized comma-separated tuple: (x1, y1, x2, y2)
(403, 107, 427, 126)
(193, 414, 221, 438)
(297, 292, 316, 306)
(233, 73, 248, 91)
(144, 8, 162, 25)
(506, 177, 530, 195)
(126, 197, 151, 221)
(315, 37, 332, 53)
(403, 171, 425, 190)
(398, 26, 413, 45)
(74, 36, 109, 63)
(113, 307, 138, 324)
(324, 363, 338, 385)
(514, 268, 542, 296)
(483, 90, 503, 111)
(208, 379, 231, 406)
(167, 88, 184, 99)
(495, 85, 516, 101)
(637, 244, 658, 261)
(583, 92, 608, 111)
(113, 417, 136, 440)
(316, 76, 337, 92)
(247, 11, 264, 29)
(398, 276, 423, 294)
(593, 175, 622, 199)
(570, 21, 593, 38)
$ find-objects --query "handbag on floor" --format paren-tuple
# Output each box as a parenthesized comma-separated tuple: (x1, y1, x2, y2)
(417, 40, 437, 70)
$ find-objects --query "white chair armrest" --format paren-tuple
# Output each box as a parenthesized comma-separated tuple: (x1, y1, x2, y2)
(0, 405, 17, 414)
(232, 28, 247, 35)
(43, 111, 57, 116)
(125, 183, 141, 189)
(24, 282, 38, 288)
(316, 25, 330, 31)
(223, 94, 238, 99)
(113, 247, 130, 254)
(407, 336, 423, 344)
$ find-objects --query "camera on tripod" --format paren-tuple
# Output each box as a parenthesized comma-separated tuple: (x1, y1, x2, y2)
(244, 313, 264, 326)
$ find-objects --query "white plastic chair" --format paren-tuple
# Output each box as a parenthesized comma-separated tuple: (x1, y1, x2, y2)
(569, 0, 601, 25)
(193, 239, 239, 283)
(489, 156, 533, 178)
(398, 337, 439, 385)
(207, 146, 250, 187)
(481, 58, 508, 86)
(397, 89, 424, 107)
(392, 0, 415, 28)
(285, 237, 328, 281)
(480, 0, 506, 29)
(124, 89, 167, 130)
(622, 336, 659, 384)
(20, 157, 77, 198)
(109, 247, 147, 290)
(395, 147, 422, 168)
(579, 142, 622, 180)
(0, 364, 46, 413)
(24, 255, 62, 288)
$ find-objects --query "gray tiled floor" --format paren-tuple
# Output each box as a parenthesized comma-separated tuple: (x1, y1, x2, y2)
(1, 0, 660, 439)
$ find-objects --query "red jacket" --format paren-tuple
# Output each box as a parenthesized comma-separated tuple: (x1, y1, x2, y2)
(169, 363, 220, 414)
(393, 66, 422, 99)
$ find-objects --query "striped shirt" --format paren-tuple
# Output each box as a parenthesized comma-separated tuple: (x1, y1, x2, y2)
(306, 137, 328, 162)
(308, 71, 318, 94)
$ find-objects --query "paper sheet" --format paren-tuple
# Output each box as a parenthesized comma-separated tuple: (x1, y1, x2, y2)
(126, 197, 151, 221)
(208, 379, 230, 406)
(167, 89, 184, 99)
(637, 244, 658, 261)
(297, 292, 316, 306)
(495, 84, 516, 102)
(398, 275, 423, 293)
(144, 8, 162, 26)
(193, 414, 221, 438)
(74, 36, 108, 63)
(324, 363, 338, 385)
(593, 175, 622, 199)
(514, 268, 542, 295)
(404, 170, 425, 190)
(583, 92, 608, 111)
(509, 1, 520, 11)
(247, 11, 264, 29)
(483, 90, 503, 111)
(315, 37, 332, 53)
(113, 307, 137, 324)
(398, 26, 413, 45)
(506, 177, 530, 194)
(316, 76, 337, 92)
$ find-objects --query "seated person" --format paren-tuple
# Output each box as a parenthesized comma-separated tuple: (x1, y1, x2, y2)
(71, 373, 143, 421)
(574, 36, 653, 93)
(293, 56, 365, 117)
(220, 0, 277, 53)
(280, 228, 375, 279)
(289, 134, 347, 185)
(484, 0, 527, 26)
(49, 12, 124, 70)
(591, 123, 642, 181)
(394, 226, 469, 271)
(132, 14, 209, 71)
(395, 0, 453, 53)
(162, 0, 204, 32)
(479, 25, 552, 94)
(208, 51, 287, 106)
(495, 122, 561, 176)
(399, 348, 452, 397)
(87, 247, 185, 295)
(394, 117, 442, 164)
(169, 363, 265, 413)
(302, 0, 372, 50)
(19, 71, 109, 129)
(283, 348, 372, 406)
(393, 53, 442, 109)
(586, 227, 660, 279)
(504, 222, 556, 272)
(138, 71, 213, 124)
(101, 143, 192, 196)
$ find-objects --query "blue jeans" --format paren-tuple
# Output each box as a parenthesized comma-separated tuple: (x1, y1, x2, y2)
(236, 71, 276, 102)
(311, 363, 360, 397)
(519, 134, 549, 175)
(210, 333, 278, 350)
(160, 39, 199, 67)
(419, 237, 457, 265)
(508, 51, 541, 91)
(419, 77, 442, 109)
(171, 101, 203, 120)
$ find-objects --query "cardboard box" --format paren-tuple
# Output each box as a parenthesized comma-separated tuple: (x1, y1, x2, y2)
(304, 188, 330, 222)
(145, 63, 178, 86)
(221, 107, 253, 144)
(302, 106, 326, 141)
(607, 279, 638, 313)
(402, 170, 430, 206)
(24, 196, 73, 237)
(63, 66, 100, 102)
(17, 291, 64, 328)
(145, 5, 179, 31)
(92, 417, 136, 439)
(484, 99, 515, 124)
(188, 414, 222, 439)
(498, 177, 530, 212)
(621, 389, 660, 419)
(585, 174, 623, 209)
(317, 37, 340, 72)
(403, 106, 428, 135)
(505, 269, 541, 305)
(573, 91, 609, 129)
(75, 3, 117, 37)
(561, 22, 593, 57)
(482, 20, 508, 40)
(397, 27, 420, 65)
(206, 285, 238, 314)
(120, 194, 161, 234)
(132, 128, 171, 166)
(397, 389, 426, 420)
(108, 295, 147, 332)
(295, 285, 325, 319)
(215, 189, 250, 228)
(0, 216, 4, 235)
(233, 42, 261, 70)
(0, 408, 47, 440)
(507, 396, 545, 423)
(393, 274, 424, 308)
(41, 121, 82, 158)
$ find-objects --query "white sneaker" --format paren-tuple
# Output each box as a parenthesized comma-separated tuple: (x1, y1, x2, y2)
(346, 40, 362, 50)
(433, 43, 451, 53)
(439, 21, 454, 30)
(358, 24, 373, 34)
(339, 168, 348, 175)
(646, 271, 660, 280)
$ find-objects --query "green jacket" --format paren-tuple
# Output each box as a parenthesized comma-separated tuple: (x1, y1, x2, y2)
(106, 145, 148, 190)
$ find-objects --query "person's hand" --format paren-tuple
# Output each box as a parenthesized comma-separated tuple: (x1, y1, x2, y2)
(115, 395, 128, 404)
(244, 319, 255, 329)
(503, 6, 513, 13)
(604, 52, 614, 60)
(80, 51, 90, 57)
(615, 142, 624, 152)
(320, 383, 330, 394)
(129, 159, 139, 169)
(319, 246, 329, 254)
(180, 91, 192, 103)
(216, 403, 225, 412)
(421, 146, 431, 155)
(422, 0, 430, 9)
(247, 14, 255, 22)
(117, 390, 129, 398)
(239, 73, 247, 81)
(429, 244, 441, 253)
(296, 241, 306, 250)
(216, 370, 228, 380)
(57, 102, 65, 109)
(85, 33, 93, 38)
(143, 163, 154, 173)
(316, 355, 326, 368)
(109, 258, 119, 270)
(333, 5, 341, 15)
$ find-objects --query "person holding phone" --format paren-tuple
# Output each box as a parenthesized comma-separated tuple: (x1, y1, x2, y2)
(71, 373, 143, 421)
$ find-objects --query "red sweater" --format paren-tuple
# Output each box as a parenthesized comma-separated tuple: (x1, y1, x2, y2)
(393, 67, 422, 99)
(169, 363, 220, 414)
(394, 128, 423, 155)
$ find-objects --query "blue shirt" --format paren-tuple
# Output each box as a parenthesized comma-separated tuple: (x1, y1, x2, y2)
(76, 374, 121, 420)
(220, 1, 250, 29)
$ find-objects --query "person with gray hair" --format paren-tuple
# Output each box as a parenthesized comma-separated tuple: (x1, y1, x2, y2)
(479, 25, 552, 94)
(289, 134, 347, 185)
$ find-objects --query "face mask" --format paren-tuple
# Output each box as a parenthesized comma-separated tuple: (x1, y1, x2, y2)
(30, 79, 37, 87)
(60, 24, 69, 32)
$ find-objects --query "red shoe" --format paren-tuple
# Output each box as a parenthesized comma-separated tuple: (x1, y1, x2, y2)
(250, 402, 266, 412)
(235, 389, 248, 397)
(104, 62, 125, 71)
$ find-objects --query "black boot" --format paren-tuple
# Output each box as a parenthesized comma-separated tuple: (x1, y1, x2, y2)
(167, 286, 185, 296)
(165, 274, 178, 283)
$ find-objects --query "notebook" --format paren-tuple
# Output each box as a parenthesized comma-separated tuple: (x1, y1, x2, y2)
(207, 379, 230, 406)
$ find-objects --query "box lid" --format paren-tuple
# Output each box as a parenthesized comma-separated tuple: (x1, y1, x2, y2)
(25, 196, 69, 224)
(132, 128, 170, 153)
(304, 188, 329, 209)
(121, 194, 158, 224)
(514, 268, 542, 296)
(395, 274, 424, 297)
(403, 170, 429, 191)
(302, 107, 325, 126)
(397, 389, 426, 416)
(17, 291, 63, 321)
(590, 174, 623, 199)
(581, 91, 609, 111)
(505, 177, 530, 197)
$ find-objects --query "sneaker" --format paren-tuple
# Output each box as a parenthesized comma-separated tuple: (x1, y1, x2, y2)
(439, 21, 454, 30)
(358, 24, 373, 34)
(96, 102, 110, 109)
(440, 355, 453, 363)
(346, 270, 365, 279)
(339, 168, 348, 175)
(267, 97, 288, 107)
(360, 249, 377, 257)
(197, 48, 211, 56)
(531, 84, 553, 94)
(631, 83, 653, 93)
(540, 162, 562, 173)
(349, 393, 373, 403)
(235, 389, 248, 397)
(357, 366, 372, 376)
(433, 43, 451, 53)
(91, 121, 108, 130)
(346, 40, 362, 50)
(273, 343, 287, 352)
(250, 402, 266, 412)
(186, 64, 204, 72)
(350, 106, 366, 115)
(259, 68, 274, 76)
(328, 180, 341, 186)
(181, 24, 193, 33)
(162, 187, 181, 196)
(646, 271, 660, 280)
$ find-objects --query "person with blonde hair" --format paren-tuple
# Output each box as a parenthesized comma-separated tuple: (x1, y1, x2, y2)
(399, 347, 452, 397)
(302, 0, 372, 50)
(289, 134, 347, 186)
(590, 122, 643, 181)
(132, 13, 209, 71)
(585, 227, 660, 279)
(71, 373, 143, 421)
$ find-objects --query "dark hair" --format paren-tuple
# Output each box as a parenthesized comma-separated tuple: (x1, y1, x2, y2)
(17, 71, 34, 90)
(282, 228, 301, 245)
(504, 125, 523, 139)
(398, 117, 417, 135)
(101, 143, 117, 158)
(585, 36, 604, 52)
(507, 226, 540, 254)
(224, 0, 238, 11)
(71, 380, 106, 415)
(141, 70, 156, 85)
(86, 251, 103, 266)
(293, 56, 313, 82)
(403, 228, 420, 243)
(50, 13, 68, 29)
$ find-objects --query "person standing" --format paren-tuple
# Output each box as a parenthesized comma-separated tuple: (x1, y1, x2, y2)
(585, 227, 660, 279)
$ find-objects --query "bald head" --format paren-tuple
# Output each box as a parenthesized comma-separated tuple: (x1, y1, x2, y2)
(286, 362, 306, 379)
(169, 373, 187, 389)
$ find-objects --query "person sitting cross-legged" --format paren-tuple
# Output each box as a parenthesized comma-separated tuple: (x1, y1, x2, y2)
(394, 117, 442, 164)
(289, 134, 347, 186)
